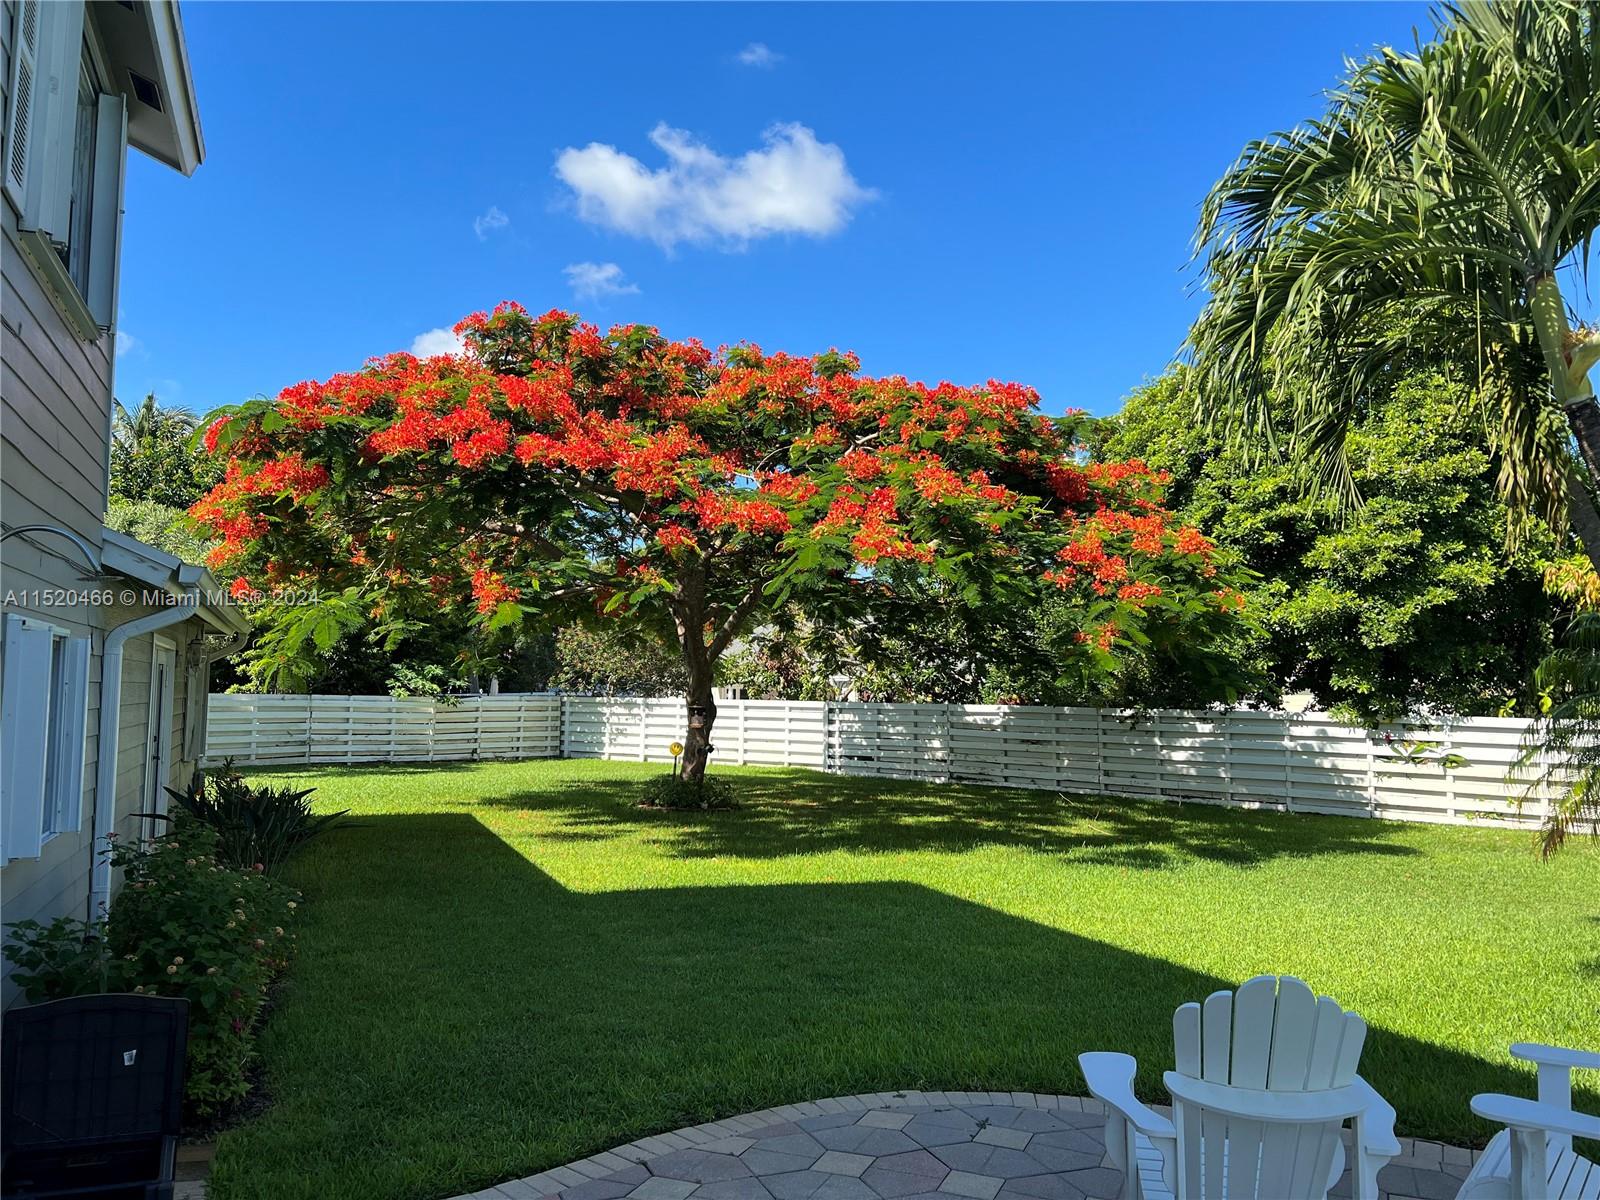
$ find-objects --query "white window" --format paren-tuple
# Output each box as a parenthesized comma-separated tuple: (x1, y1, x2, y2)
(1, 614, 90, 861)
(3, 1, 127, 338)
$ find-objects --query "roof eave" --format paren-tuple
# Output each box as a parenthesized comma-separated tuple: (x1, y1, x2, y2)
(100, 527, 251, 636)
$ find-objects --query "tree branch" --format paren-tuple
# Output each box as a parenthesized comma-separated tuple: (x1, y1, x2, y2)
(708, 580, 769, 661)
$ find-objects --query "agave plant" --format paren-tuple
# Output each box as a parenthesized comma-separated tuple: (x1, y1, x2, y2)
(1516, 612, 1600, 856)
(165, 763, 349, 874)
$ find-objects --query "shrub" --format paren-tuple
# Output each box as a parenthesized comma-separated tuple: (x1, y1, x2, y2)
(165, 762, 348, 875)
(2, 917, 132, 998)
(637, 773, 737, 811)
(2, 816, 301, 1117)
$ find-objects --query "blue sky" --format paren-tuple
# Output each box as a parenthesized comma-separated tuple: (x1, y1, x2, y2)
(117, 1, 1436, 420)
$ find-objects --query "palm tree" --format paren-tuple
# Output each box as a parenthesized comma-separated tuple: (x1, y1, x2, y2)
(1517, 611, 1600, 855)
(112, 392, 197, 450)
(1188, 1, 1600, 555)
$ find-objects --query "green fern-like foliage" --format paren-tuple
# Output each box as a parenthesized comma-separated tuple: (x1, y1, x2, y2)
(1518, 612, 1600, 856)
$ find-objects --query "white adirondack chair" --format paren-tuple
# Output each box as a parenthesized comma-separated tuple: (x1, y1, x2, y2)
(1457, 1042, 1599, 1199)
(1079, 975, 1401, 1200)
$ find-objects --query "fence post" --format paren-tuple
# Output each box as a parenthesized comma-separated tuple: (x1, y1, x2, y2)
(1365, 729, 1378, 817)
(1222, 712, 1234, 805)
(1095, 708, 1106, 795)
(1442, 714, 1456, 821)
(938, 703, 952, 784)
(1153, 711, 1165, 797)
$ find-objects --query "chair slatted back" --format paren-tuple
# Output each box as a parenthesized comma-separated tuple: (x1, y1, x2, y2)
(1170, 975, 1366, 1199)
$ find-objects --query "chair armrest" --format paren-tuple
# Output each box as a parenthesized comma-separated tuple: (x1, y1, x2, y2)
(1163, 1072, 1368, 1123)
(1352, 1077, 1402, 1159)
(1079, 1052, 1176, 1139)
(1471, 1093, 1600, 1141)
(1511, 1043, 1600, 1072)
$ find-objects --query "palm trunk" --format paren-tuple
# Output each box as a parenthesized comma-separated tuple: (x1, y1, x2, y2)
(1563, 422, 1600, 565)
(1530, 273, 1600, 563)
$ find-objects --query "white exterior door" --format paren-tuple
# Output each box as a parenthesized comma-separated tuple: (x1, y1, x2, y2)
(143, 638, 176, 840)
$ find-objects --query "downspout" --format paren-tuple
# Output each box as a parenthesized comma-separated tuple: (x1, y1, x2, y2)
(188, 627, 250, 762)
(88, 592, 201, 920)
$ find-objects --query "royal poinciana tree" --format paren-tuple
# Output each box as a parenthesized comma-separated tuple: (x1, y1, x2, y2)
(194, 304, 1247, 779)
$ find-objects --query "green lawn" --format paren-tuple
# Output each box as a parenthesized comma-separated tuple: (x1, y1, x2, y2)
(211, 759, 1599, 1200)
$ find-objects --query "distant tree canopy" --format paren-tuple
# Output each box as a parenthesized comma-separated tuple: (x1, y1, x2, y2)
(1093, 369, 1565, 721)
(549, 624, 687, 696)
(110, 393, 221, 510)
(105, 394, 225, 563)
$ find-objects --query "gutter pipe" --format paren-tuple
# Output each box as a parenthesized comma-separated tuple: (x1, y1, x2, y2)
(88, 592, 200, 919)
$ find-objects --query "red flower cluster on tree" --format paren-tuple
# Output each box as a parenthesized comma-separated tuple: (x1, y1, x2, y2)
(192, 305, 1247, 773)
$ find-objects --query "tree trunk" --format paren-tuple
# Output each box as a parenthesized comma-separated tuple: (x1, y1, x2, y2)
(1530, 273, 1600, 564)
(1562, 415, 1600, 566)
(680, 667, 717, 783)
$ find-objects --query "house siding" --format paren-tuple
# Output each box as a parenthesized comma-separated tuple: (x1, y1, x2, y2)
(0, 1, 211, 1007)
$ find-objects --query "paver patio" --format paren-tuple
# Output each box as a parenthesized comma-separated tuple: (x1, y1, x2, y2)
(451, 1091, 1476, 1200)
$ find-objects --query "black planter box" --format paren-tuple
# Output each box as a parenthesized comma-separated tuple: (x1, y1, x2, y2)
(3, 994, 188, 1200)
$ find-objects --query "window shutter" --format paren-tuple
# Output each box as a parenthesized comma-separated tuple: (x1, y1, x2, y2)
(3, 0, 42, 209)
(50, 635, 90, 834)
(87, 92, 124, 328)
(19, 0, 83, 240)
(1, 613, 53, 861)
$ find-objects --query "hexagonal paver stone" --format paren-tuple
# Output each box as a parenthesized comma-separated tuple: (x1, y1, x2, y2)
(858, 1111, 915, 1131)
(648, 1150, 754, 1185)
(562, 1173, 649, 1200)
(798, 1113, 865, 1133)
(1040, 1110, 1103, 1131)
(1017, 1145, 1100, 1176)
(815, 1126, 920, 1157)
(764, 1171, 879, 1200)
(938, 1172, 1004, 1200)
(755, 1135, 828, 1161)
(994, 1173, 1090, 1200)
(690, 1180, 774, 1200)
(930, 1146, 1055, 1180)
(1005, 1111, 1078, 1135)
(959, 1108, 1034, 1130)
(704, 1138, 758, 1156)
(751, 1124, 810, 1142)
(972, 1127, 1030, 1151)
(631, 1180, 699, 1200)
(861, 1163, 948, 1200)
(742, 1148, 826, 1178)
(1059, 1167, 1123, 1199)
(813, 1152, 874, 1178)
(871, 1151, 950, 1179)
(1020, 1132, 1101, 1175)
(902, 1114, 981, 1148)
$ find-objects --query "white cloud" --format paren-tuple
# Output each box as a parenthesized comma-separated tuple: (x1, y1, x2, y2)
(115, 330, 140, 357)
(473, 205, 510, 240)
(563, 261, 641, 302)
(411, 327, 466, 357)
(554, 122, 874, 249)
(736, 42, 781, 68)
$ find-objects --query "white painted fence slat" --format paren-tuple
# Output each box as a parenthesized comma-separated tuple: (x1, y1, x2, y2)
(205, 695, 1550, 829)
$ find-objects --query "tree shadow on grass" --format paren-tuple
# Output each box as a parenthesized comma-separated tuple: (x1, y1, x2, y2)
(214, 808, 1563, 1200)
(474, 763, 1421, 870)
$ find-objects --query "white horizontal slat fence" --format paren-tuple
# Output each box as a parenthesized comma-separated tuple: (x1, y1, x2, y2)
(825, 704, 1549, 828)
(206, 695, 1554, 829)
(204, 693, 561, 767)
(560, 697, 826, 768)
